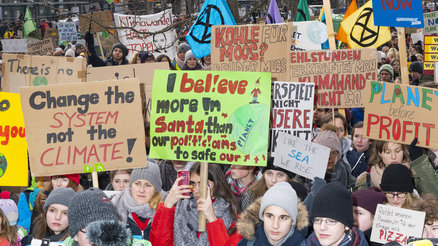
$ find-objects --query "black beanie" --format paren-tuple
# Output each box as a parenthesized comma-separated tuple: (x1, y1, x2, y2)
(409, 61, 423, 74)
(380, 164, 414, 193)
(311, 182, 353, 229)
(262, 157, 294, 179)
(111, 43, 129, 59)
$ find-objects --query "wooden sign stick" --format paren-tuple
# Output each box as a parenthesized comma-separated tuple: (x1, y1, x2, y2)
(397, 27, 409, 84)
(198, 161, 208, 232)
(96, 33, 106, 61)
(322, 0, 336, 50)
(92, 171, 99, 188)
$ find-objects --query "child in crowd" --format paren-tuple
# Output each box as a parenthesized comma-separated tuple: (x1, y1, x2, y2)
(105, 169, 132, 191)
(225, 164, 259, 208)
(0, 192, 27, 246)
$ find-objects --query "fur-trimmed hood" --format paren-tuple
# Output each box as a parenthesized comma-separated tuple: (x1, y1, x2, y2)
(237, 197, 309, 240)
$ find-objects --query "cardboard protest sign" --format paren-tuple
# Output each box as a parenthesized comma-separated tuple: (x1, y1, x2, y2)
(27, 39, 55, 56)
(0, 92, 28, 186)
(20, 79, 147, 176)
(291, 21, 327, 51)
(44, 28, 58, 42)
(371, 204, 425, 245)
(114, 9, 177, 60)
(272, 133, 329, 180)
(271, 82, 314, 153)
(372, 0, 423, 28)
(211, 23, 292, 81)
(2, 54, 87, 93)
(1, 39, 28, 53)
(57, 22, 78, 42)
(86, 62, 170, 121)
(424, 11, 438, 34)
(363, 81, 438, 149)
(424, 35, 438, 75)
(150, 70, 271, 166)
(290, 48, 377, 108)
(410, 31, 423, 45)
(78, 10, 113, 33)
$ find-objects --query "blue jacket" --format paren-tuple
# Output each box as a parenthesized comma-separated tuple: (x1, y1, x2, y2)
(238, 223, 306, 246)
(301, 227, 369, 246)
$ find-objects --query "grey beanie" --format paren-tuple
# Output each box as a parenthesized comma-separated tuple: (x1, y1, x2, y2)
(112, 43, 129, 59)
(379, 64, 394, 79)
(177, 43, 190, 53)
(68, 188, 120, 237)
(259, 182, 298, 224)
(313, 128, 342, 161)
(43, 188, 75, 212)
(184, 50, 196, 63)
(130, 162, 162, 192)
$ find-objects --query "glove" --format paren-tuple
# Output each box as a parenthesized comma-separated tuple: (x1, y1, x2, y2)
(310, 177, 326, 193)
(84, 31, 94, 45)
(409, 138, 424, 161)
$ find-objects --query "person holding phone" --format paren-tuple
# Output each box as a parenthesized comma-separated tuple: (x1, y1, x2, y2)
(149, 163, 241, 246)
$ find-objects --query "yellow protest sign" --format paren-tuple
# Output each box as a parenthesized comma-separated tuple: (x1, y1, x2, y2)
(0, 92, 28, 186)
(424, 35, 438, 76)
(425, 36, 438, 44)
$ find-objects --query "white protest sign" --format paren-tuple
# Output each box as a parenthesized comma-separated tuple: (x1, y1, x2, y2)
(371, 204, 425, 245)
(411, 30, 424, 45)
(114, 9, 177, 60)
(270, 81, 314, 154)
(57, 22, 78, 42)
(291, 21, 327, 51)
(1, 39, 28, 53)
(424, 11, 438, 35)
(272, 132, 329, 180)
(103, 190, 121, 201)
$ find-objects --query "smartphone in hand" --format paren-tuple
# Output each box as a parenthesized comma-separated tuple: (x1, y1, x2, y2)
(177, 170, 190, 196)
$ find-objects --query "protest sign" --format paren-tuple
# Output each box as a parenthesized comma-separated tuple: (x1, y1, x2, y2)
(20, 79, 147, 176)
(44, 27, 58, 42)
(149, 70, 271, 166)
(2, 54, 87, 93)
(371, 204, 425, 245)
(1, 39, 28, 53)
(424, 35, 438, 75)
(410, 30, 423, 45)
(57, 22, 78, 42)
(0, 92, 28, 186)
(27, 39, 55, 56)
(291, 21, 327, 51)
(78, 10, 113, 33)
(211, 23, 292, 81)
(114, 9, 177, 60)
(270, 82, 314, 153)
(272, 133, 329, 180)
(363, 80, 438, 149)
(103, 190, 121, 200)
(424, 11, 438, 34)
(290, 48, 377, 108)
(372, 0, 423, 28)
(86, 62, 170, 121)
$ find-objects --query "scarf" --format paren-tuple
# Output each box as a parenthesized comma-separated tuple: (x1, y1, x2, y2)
(370, 165, 385, 189)
(263, 223, 295, 246)
(175, 56, 185, 69)
(325, 159, 348, 187)
(226, 171, 255, 199)
(112, 188, 156, 223)
(174, 197, 234, 246)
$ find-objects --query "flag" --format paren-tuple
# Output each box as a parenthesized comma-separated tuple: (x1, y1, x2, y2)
(319, 7, 325, 22)
(295, 0, 310, 22)
(186, 0, 236, 59)
(336, 0, 358, 46)
(339, 0, 391, 49)
(23, 6, 37, 37)
(267, 0, 282, 24)
(317, 7, 330, 49)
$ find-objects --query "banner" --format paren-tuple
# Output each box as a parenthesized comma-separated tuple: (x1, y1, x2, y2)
(114, 9, 176, 60)
(2, 54, 87, 93)
(371, 204, 425, 245)
(424, 35, 438, 76)
(57, 22, 78, 42)
(271, 81, 314, 154)
(150, 70, 271, 166)
(28, 39, 55, 56)
(20, 79, 147, 176)
(290, 48, 378, 108)
(273, 132, 329, 180)
(78, 10, 113, 33)
(291, 21, 327, 51)
(0, 92, 28, 186)
(211, 23, 292, 81)
(44, 27, 58, 42)
(372, 0, 424, 28)
(363, 81, 438, 149)
(424, 11, 438, 34)
(1, 39, 28, 53)
(86, 62, 170, 121)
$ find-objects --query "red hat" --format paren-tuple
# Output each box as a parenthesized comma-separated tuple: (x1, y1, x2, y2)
(51, 174, 80, 185)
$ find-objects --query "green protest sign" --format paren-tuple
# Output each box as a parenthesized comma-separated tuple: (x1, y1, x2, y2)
(150, 70, 271, 166)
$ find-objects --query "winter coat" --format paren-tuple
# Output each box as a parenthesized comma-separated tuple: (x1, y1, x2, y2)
(344, 148, 369, 178)
(17, 187, 40, 232)
(158, 161, 178, 192)
(127, 213, 152, 240)
(410, 154, 438, 197)
(301, 227, 368, 246)
(63, 236, 151, 246)
(235, 197, 309, 246)
(325, 159, 356, 189)
(149, 202, 237, 246)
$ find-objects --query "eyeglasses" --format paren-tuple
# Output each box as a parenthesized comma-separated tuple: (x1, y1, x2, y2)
(336, 128, 345, 133)
(385, 192, 407, 198)
(313, 218, 339, 226)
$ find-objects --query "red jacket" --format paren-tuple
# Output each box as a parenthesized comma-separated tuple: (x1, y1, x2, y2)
(150, 202, 242, 246)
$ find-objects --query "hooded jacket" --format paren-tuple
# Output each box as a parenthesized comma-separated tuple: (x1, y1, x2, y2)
(84, 31, 129, 67)
(235, 197, 309, 246)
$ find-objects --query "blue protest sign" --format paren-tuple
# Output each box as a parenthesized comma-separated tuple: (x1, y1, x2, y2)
(186, 0, 236, 59)
(372, 0, 424, 28)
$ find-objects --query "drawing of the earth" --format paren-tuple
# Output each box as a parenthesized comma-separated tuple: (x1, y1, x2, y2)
(307, 21, 328, 44)
(228, 103, 270, 155)
(0, 153, 7, 177)
(32, 76, 48, 86)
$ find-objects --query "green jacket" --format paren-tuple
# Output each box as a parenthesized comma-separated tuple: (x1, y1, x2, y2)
(410, 154, 438, 197)
(63, 236, 151, 246)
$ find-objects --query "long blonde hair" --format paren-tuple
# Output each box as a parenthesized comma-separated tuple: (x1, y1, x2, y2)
(384, 193, 420, 209)
(148, 191, 163, 210)
(0, 209, 17, 244)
